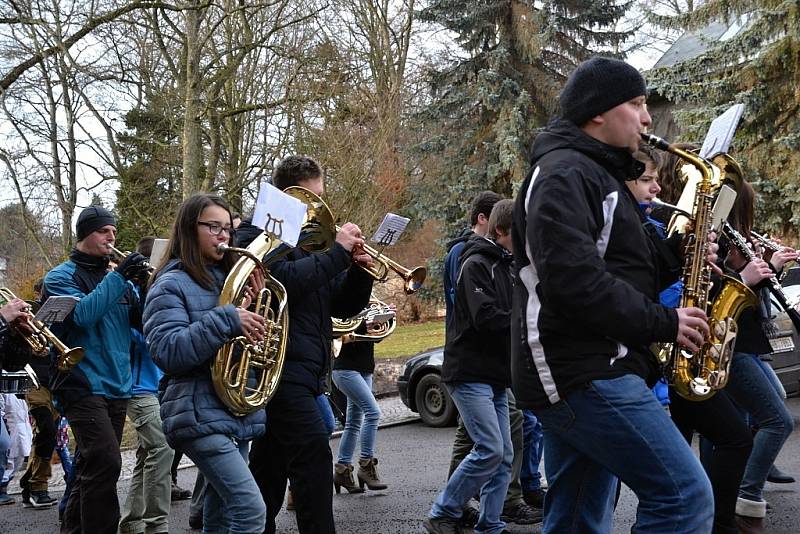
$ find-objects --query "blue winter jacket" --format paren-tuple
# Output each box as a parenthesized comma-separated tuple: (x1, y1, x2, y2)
(44, 250, 135, 405)
(143, 259, 266, 447)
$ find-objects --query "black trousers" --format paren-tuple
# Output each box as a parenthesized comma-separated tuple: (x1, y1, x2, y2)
(60, 396, 128, 534)
(669, 388, 753, 534)
(250, 382, 335, 534)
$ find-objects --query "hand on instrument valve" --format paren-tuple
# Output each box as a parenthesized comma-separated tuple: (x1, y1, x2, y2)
(768, 246, 799, 271)
(336, 223, 364, 252)
(0, 298, 34, 334)
(705, 231, 723, 276)
(115, 252, 150, 283)
(241, 269, 265, 310)
(237, 307, 266, 345)
(675, 307, 710, 353)
(352, 245, 375, 270)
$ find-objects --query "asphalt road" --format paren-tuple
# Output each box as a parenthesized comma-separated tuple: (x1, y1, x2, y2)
(2, 398, 799, 533)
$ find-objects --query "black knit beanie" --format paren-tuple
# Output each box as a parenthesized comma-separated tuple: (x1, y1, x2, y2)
(559, 57, 647, 126)
(76, 205, 116, 241)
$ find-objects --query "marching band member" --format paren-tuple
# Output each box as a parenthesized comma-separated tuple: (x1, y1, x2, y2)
(44, 206, 149, 534)
(511, 57, 714, 534)
(143, 193, 267, 533)
(331, 303, 393, 494)
(721, 182, 797, 533)
(247, 155, 373, 534)
(632, 145, 753, 534)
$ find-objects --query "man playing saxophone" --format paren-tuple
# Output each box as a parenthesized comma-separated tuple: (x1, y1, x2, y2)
(510, 57, 716, 534)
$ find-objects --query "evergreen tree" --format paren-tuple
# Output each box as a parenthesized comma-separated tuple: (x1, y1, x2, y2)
(412, 0, 633, 238)
(647, 1, 800, 235)
(114, 105, 183, 251)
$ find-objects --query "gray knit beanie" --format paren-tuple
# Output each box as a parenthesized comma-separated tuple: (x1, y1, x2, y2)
(559, 57, 647, 126)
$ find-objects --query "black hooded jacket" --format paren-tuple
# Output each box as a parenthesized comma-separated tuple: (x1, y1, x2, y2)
(441, 234, 514, 388)
(511, 119, 679, 410)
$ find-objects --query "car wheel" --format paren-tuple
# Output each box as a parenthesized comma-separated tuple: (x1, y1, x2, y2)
(414, 373, 456, 427)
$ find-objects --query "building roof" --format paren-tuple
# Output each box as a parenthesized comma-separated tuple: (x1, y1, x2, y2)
(653, 19, 742, 69)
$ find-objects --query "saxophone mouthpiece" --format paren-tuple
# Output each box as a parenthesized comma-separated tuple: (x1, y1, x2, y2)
(640, 132, 671, 151)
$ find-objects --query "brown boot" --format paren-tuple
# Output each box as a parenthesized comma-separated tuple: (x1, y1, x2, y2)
(357, 457, 388, 491)
(333, 463, 364, 494)
(735, 497, 766, 534)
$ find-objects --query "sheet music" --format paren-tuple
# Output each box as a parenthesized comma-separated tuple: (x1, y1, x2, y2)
(149, 238, 169, 270)
(370, 213, 410, 246)
(35, 296, 79, 325)
(252, 183, 306, 247)
(699, 104, 745, 159)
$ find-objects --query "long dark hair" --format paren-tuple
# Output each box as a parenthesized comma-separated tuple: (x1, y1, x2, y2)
(151, 193, 236, 289)
(655, 142, 699, 205)
(728, 180, 755, 237)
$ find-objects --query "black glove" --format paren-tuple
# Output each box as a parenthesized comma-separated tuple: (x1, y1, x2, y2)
(115, 252, 150, 282)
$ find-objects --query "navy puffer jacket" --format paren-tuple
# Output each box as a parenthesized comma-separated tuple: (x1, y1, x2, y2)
(143, 259, 266, 447)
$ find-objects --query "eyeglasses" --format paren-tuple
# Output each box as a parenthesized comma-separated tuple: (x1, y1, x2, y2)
(197, 221, 236, 236)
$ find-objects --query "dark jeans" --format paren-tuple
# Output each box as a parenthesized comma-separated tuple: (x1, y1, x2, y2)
(60, 396, 128, 534)
(250, 382, 335, 534)
(669, 389, 753, 534)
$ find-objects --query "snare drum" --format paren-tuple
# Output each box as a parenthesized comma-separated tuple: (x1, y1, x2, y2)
(0, 366, 37, 394)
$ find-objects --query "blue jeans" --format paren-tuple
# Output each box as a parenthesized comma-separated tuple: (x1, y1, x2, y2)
(725, 352, 794, 502)
(0, 418, 9, 487)
(521, 410, 543, 492)
(332, 370, 381, 465)
(57, 441, 74, 518)
(431, 383, 513, 534)
(315, 394, 336, 437)
(537, 374, 713, 534)
(178, 434, 266, 534)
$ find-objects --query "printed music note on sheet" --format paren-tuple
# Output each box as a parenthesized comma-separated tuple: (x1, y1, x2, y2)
(370, 213, 410, 247)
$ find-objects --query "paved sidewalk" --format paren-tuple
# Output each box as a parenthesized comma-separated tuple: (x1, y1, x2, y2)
(6, 394, 419, 495)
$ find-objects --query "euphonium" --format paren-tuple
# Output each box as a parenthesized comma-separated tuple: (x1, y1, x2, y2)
(283, 186, 427, 294)
(0, 287, 84, 372)
(333, 298, 397, 342)
(213, 194, 336, 416)
(642, 133, 757, 401)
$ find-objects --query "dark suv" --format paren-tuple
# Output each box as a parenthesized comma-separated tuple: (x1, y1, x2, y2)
(397, 347, 457, 427)
(766, 267, 800, 397)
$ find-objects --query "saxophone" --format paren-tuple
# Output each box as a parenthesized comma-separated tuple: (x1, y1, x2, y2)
(642, 133, 757, 401)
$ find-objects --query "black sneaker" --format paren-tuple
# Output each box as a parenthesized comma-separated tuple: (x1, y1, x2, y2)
(501, 502, 543, 525)
(171, 482, 192, 501)
(423, 516, 463, 534)
(27, 490, 57, 508)
(523, 487, 546, 509)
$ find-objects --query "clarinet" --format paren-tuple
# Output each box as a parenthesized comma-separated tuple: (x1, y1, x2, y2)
(722, 222, 800, 333)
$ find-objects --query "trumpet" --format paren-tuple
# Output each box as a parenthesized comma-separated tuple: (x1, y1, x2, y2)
(109, 246, 154, 275)
(0, 287, 84, 372)
(341, 228, 427, 295)
(282, 186, 426, 294)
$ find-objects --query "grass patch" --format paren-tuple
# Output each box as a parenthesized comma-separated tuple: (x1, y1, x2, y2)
(374, 319, 445, 359)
